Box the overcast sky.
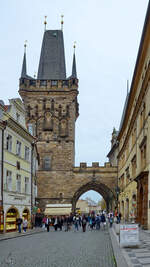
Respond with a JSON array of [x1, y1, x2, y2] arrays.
[[0, 1, 148, 201]]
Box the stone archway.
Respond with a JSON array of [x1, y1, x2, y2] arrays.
[[72, 181, 115, 213]]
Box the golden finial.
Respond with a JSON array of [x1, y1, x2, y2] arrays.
[[34, 72, 37, 78], [61, 15, 64, 31], [44, 16, 47, 31], [73, 41, 76, 53], [24, 40, 27, 53]]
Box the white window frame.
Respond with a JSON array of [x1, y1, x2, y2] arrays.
[[16, 113, 20, 123], [16, 140, 21, 156], [6, 134, 12, 152], [6, 170, 12, 191], [25, 146, 30, 161], [28, 123, 35, 136], [25, 177, 29, 194], [16, 174, 21, 193]]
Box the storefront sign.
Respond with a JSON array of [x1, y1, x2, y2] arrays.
[[120, 224, 140, 247]]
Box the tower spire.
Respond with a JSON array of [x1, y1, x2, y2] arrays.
[[71, 42, 77, 78], [21, 40, 27, 78]]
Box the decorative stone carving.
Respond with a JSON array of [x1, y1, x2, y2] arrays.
[[59, 119, 68, 137], [43, 112, 53, 131]]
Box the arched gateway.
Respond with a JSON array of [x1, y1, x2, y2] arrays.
[[19, 28, 117, 213]]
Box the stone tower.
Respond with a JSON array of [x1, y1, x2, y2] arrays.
[[19, 29, 79, 210]]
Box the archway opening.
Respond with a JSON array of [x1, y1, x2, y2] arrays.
[[6, 208, 19, 232], [76, 190, 106, 215], [72, 181, 116, 214]]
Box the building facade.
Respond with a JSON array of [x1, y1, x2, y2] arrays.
[[116, 2, 150, 229], [0, 98, 38, 232]]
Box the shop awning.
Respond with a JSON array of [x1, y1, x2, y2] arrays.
[[44, 204, 72, 216]]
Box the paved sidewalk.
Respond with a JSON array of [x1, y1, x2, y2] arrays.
[[0, 227, 45, 241], [110, 224, 150, 267]]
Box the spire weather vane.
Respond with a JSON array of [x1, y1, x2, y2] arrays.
[[73, 41, 76, 53], [24, 40, 27, 53], [61, 15, 64, 31], [44, 16, 47, 31]]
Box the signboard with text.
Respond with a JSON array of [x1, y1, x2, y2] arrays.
[[120, 224, 140, 247]]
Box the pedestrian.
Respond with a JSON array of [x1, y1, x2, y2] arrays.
[[82, 216, 87, 232], [89, 216, 93, 230], [109, 214, 113, 228], [42, 216, 47, 229], [23, 217, 28, 232], [96, 214, 100, 230], [46, 216, 50, 232], [16, 217, 23, 233], [101, 213, 106, 230], [73, 215, 79, 231], [54, 217, 58, 231], [118, 212, 122, 223]]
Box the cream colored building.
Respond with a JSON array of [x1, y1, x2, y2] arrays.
[[116, 2, 150, 229], [76, 199, 89, 214], [0, 98, 38, 232]]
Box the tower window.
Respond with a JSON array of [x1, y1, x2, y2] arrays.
[[43, 156, 51, 170]]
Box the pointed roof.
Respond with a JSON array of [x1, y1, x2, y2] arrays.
[[21, 52, 27, 78], [37, 30, 66, 80], [20, 51, 34, 80], [119, 92, 130, 131], [71, 53, 77, 78]]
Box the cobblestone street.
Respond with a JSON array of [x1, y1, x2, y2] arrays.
[[0, 227, 116, 267]]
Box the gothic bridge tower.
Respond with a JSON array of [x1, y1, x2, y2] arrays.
[[19, 28, 117, 212]]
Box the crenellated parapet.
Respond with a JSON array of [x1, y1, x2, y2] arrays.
[[19, 77, 78, 91], [74, 162, 116, 172]]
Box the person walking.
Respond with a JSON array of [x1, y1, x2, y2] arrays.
[[23, 217, 28, 232], [109, 214, 113, 228], [73, 215, 79, 231], [16, 217, 23, 233], [101, 213, 106, 230], [54, 217, 58, 231], [82, 216, 87, 232], [46, 216, 50, 232]]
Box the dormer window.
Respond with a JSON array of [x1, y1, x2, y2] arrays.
[[27, 123, 36, 136], [16, 113, 20, 123]]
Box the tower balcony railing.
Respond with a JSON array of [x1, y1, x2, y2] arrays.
[[19, 78, 78, 89]]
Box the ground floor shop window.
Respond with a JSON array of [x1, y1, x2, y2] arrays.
[[6, 208, 19, 232]]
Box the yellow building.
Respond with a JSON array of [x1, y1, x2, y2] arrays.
[[117, 2, 150, 229], [0, 98, 38, 232]]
